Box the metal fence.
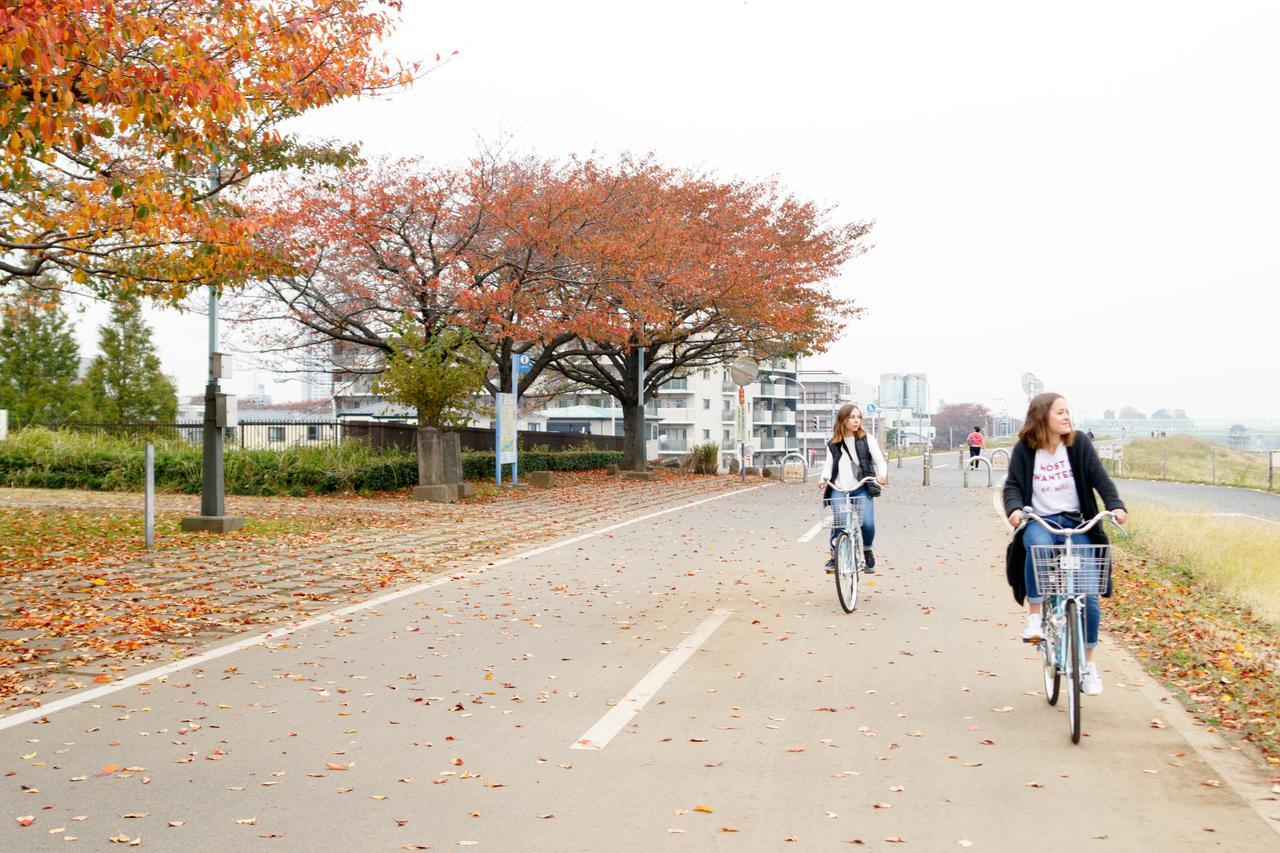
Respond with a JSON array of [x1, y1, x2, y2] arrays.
[[30, 421, 625, 454]]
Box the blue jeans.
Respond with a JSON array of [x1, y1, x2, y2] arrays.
[[1024, 513, 1101, 648], [827, 488, 875, 553]]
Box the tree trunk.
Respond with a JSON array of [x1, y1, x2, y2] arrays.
[[623, 400, 646, 472]]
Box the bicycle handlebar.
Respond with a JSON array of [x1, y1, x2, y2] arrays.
[[820, 475, 884, 491], [1017, 508, 1118, 535]]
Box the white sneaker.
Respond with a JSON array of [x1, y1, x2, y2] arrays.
[[1082, 663, 1103, 696], [1019, 613, 1043, 642]]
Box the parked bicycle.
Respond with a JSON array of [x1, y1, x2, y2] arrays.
[[1018, 508, 1122, 743], [823, 476, 883, 613]]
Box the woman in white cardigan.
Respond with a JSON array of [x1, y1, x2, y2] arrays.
[[817, 403, 888, 572]]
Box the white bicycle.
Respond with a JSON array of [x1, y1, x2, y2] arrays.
[[822, 477, 882, 613]]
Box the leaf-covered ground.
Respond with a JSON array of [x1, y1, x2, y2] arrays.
[[0, 471, 744, 708], [1109, 547, 1280, 765]]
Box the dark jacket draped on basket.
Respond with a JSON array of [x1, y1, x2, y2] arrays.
[[1002, 433, 1127, 605]]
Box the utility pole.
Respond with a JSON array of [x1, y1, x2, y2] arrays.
[[181, 160, 245, 533]]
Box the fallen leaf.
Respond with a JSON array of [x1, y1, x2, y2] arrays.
[[693, 805, 714, 814], [16, 815, 35, 827]]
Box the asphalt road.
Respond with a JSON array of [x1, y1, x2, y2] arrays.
[[2, 475, 1276, 851]]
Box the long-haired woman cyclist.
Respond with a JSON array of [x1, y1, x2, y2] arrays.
[[1003, 393, 1127, 695], [818, 403, 888, 572]]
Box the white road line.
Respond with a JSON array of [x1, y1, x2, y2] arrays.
[[797, 521, 824, 542], [572, 608, 732, 751], [0, 485, 765, 732]]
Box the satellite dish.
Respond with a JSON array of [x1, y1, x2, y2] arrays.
[[1020, 372, 1043, 397], [730, 356, 759, 387]]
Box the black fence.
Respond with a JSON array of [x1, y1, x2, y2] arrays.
[[26, 421, 625, 454], [341, 422, 624, 453]]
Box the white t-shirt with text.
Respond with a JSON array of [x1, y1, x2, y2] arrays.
[[1031, 443, 1080, 516]]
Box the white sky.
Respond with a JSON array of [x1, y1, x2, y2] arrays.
[[71, 0, 1280, 419]]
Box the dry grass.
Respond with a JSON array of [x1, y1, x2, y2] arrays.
[[1119, 498, 1280, 625], [1118, 435, 1274, 490]]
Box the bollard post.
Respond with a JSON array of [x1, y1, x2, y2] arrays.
[[1162, 445, 1168, 480], [1211, 448, 1216, 485], [144, 443, 155, 550], [922, 448, 930, 486], [897, 445, 902, 468]]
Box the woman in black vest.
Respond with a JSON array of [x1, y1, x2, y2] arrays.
[[1003, 393, 1127, 696], [818, 403, 888, 572]]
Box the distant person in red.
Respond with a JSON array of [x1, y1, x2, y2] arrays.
[[966, 425, 985, 469]]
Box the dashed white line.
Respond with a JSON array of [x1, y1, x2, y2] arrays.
[[0, 485, 765, 732], [797, 521, 824, 542], [572, 608, 732, 750]]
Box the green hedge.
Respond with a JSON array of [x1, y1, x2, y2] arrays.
[[0, 428, 621, 495], [462, 449, 623, 479]]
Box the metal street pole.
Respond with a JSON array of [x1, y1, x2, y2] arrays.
[[182, 160, 243, 533]]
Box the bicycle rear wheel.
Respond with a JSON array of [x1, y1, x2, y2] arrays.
[[1065, 598, 1083, 743], [1041, 614, 1060, 706], [835, 532, 858, 613]]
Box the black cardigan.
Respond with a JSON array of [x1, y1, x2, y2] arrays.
[[1002, 433, 1126, 605]]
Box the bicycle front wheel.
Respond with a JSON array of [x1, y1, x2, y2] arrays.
[[1065, 598, 1083, 743], [835, 532, 858, 613]]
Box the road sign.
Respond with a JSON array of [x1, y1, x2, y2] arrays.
[[865, 402, 877, 414], [514, 353, 533, 375], [496, 393, 517, 464]]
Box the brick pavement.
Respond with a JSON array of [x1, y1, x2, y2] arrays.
[[0, 472, 759, 710]]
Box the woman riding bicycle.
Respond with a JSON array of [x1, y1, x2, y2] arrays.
[[1003, 393, 1127, 695], [818, 403, 887, 572]]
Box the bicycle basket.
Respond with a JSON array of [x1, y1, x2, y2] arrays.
[[823, 494, 866, 531], [1029, 544, 1111, 595]]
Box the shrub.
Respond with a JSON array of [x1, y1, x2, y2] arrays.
[[681, 442, 720, 474], [0, 427, 621, 495]]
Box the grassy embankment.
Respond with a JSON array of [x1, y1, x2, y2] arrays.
[[1115, 434, 1274, 490], [1109, 497, 1279, 764]]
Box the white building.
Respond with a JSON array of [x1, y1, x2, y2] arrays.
[[879, 373, 929, 414]]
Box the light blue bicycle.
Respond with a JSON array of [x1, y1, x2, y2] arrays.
[[1019, 509, 1119, 744]]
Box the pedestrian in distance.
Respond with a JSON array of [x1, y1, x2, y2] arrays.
[[818, 404, 888, 572], [965, 425, 985, 469], [1003, 393, 1127, 696]]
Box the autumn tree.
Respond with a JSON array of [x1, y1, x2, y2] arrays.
[[0, 0, 418, 301], [931, 402, 992, 449], [543, 159, 871, 470], [0, 289, 86, 424], [233, 154, 610, 398], [82, 297, 177, 421]]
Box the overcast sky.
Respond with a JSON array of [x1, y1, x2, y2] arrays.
[[72, 0, 1280, 420]]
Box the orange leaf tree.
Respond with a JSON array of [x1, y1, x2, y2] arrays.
[[0, 0, 415, 300], [233, 154, 615, 403], [544, 157, 871, 469]]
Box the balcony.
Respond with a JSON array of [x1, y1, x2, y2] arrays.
[[656, 406, 694, 423], [756, 382, 780, 397], [659, 377, 690, 392], [752, 408, 771, 423], [721, 379, 736, 392], [772, 410, 796, 425], [658, 439, 688, 453]]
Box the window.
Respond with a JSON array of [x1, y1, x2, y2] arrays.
[[703, 429, 711, 440], [306, 424, 320, 441], [268, 426, 285, 443], [723, 430, 731, 442], [703, 398, 710, 409]]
